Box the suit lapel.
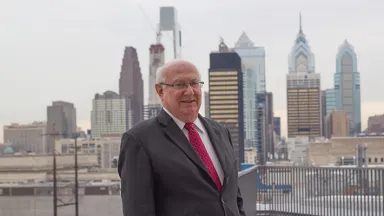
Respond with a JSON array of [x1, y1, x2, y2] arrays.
[[158, 110, 208, 175]]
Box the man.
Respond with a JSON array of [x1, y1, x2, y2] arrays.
[[118, 59, 246, 216]]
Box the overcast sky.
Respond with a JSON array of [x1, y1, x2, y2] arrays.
[[1, 0, 384, 142]]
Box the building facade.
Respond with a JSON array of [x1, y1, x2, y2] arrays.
[[334, 40, 361, 135], [265, 92, 274, 158], [91, 91, 127, 138], [209, 39, 244, 169], [234, 32, 266, 148], [287, 73, 322, 138], [320, 90, 327, 136], [324, 110, 349, 139], [367, 114, 384, 133], [119, 46, 144, 127], [273, 117, 281, 139], [145, 104, 163, 120], [3, 122, 47, 153]]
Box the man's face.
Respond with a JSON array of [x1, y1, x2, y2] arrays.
[[155, 62, 202, 123]]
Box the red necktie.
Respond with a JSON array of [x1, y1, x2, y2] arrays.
[[184, 123, 222, 191]]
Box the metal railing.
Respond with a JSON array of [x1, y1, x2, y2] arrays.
[[255, 166, 384, 216]]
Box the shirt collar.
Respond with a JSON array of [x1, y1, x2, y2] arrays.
[[162, 107, 204, 133]]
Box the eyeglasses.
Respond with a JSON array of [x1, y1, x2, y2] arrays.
[[160, 80, 204, 90]]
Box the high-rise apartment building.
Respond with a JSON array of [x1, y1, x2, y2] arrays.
[[234, 32, 266, 148], [334, 40, 361, 135], [209, 39, 244, 170], [46, 101, 77, 153], [91, 91, 127, 137], [119, 46, 144, 127], [3, 122, 47, 153], [286, 14, 322, 138]]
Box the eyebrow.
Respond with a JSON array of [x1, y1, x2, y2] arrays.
[[174, 78, 199, 82]]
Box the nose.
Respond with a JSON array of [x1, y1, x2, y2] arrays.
[[184, 84, 194, 95]]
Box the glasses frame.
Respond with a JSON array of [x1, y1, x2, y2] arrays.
[[160, 80, 204, 90]]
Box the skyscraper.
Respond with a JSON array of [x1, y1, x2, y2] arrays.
[[234, 32, 266, 148], [286, 14, 322, 138], [334, 40, 361, 135], [209, 39, 244, 170], [119, 46, 144, 127], [91, 91, 127, 137], [46, 101, 77, 153]]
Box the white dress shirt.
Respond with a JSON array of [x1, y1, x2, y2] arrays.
[[163, 108, 224, 184]]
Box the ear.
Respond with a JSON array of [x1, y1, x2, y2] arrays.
[[155, 84, 164, 99]]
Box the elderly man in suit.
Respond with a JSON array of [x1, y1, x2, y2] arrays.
[[118, 59, 246, 216]]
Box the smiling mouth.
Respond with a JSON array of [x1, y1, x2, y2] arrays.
[[181, 100, 195, 103]]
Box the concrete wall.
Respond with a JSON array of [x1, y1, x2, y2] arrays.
[[0, 154, 98, 170], [0, 195, 122, 216]]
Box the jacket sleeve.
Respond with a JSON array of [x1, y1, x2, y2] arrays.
[[226, 128, 246, 216], [118, 132, 156, 216]]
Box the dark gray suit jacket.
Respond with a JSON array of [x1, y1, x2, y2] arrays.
[[118, 109, 246, 216]]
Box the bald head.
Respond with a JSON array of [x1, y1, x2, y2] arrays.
[[154, 59, 202, 123], [156, 59, 201, 84]]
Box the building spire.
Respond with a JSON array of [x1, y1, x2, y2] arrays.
[[299, 12, 303, 33], [219, 37, 229, 52]]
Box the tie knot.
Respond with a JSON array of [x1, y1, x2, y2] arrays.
[[184, 123, 195, 130]]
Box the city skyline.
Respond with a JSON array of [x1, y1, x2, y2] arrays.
[[1, 0, 384, 141]]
